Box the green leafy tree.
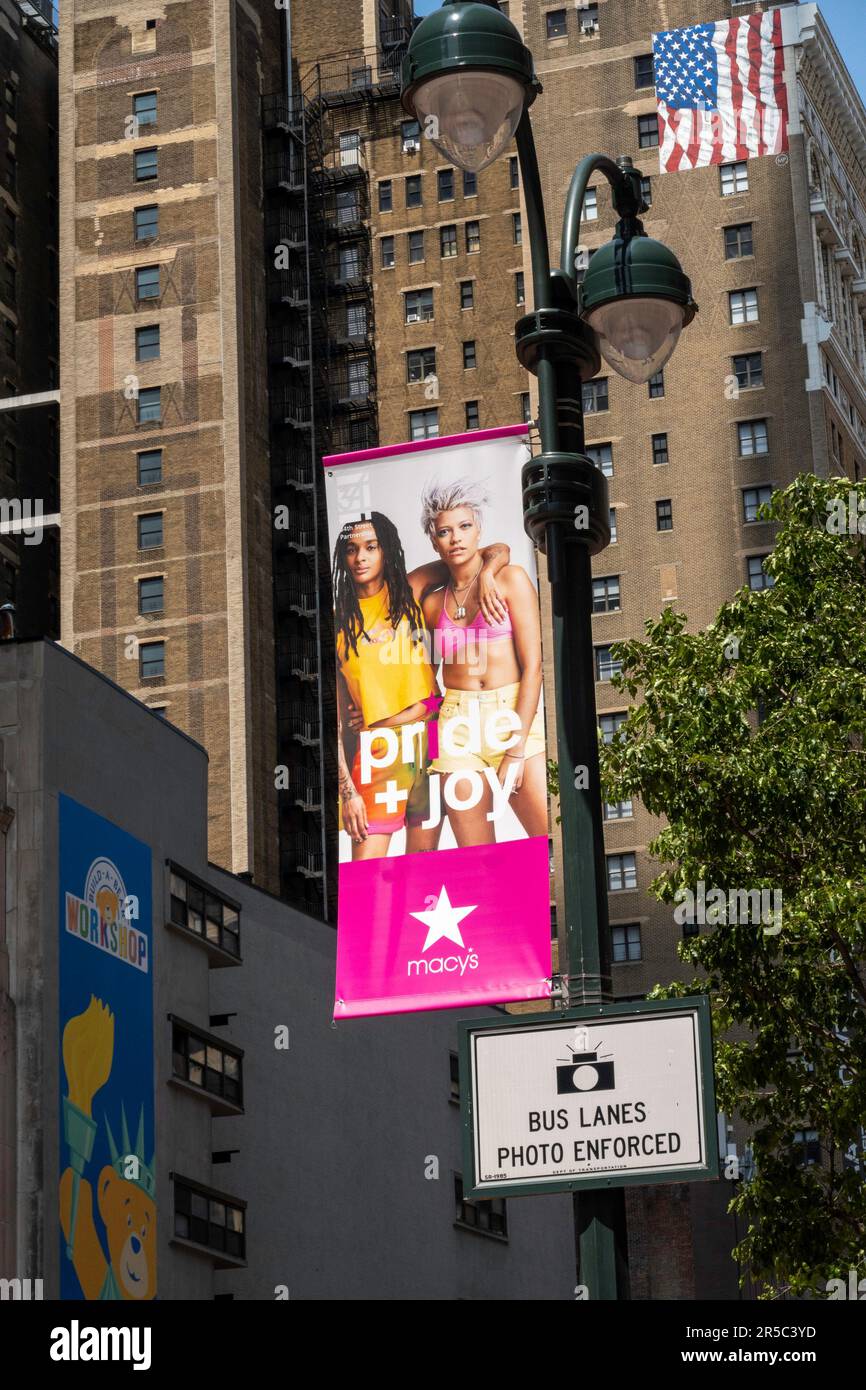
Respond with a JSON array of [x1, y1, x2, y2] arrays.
[[600, 473, 866, 1297]]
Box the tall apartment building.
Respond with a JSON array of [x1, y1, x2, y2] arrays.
[[0, 0, 59, 640]]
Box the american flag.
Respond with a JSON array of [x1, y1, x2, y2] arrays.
[[653, 9, 789, 174]]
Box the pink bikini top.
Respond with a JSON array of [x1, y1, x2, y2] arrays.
[[436, 599, 513, 660]]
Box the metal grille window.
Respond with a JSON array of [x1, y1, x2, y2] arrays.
[[378, 179, 392, 212], [381, 236, 395, 268], [463, 340, 477, 369], [648, 370, 664, 398], [169, 865, 241, 956], [738, 419, 769, 456], [136, 265, 160, 300], [139, 640, 164, 679], [724, 222, 753, 258], [134, 205, 158, 241], [440, 224, 457, 258], [438, 167, 454, 201], [743, 485, 773, 522], [465, 400, 480, 430], [515, 271, 525, 304], [582, 378, 609, 413], [347, 302, 367, 338], [338, 245, 362, 280], [405, 288, 434, 322], [747, 554, 774, 590], [133, 91, 158, 127], [509, 156, 519, 189], [546, 9, 567, 39], [138, 576, 164, 614], [172, 1022, 242, 1106], [347, 358, 369, 398], [733, 352, 763, 388], [638, 114, 659, 148], [463, 170, 477, 196], [406, 174, 422, 207], [336, 189, 360, 227], [607, 853, 637, 892], [134, 147, 158, 181], [595, 644, 622, 681], [460, 280, 474, 310], [634, 54, 654, 87], [466, 220, 481, 252], [407, 348, 436, 384], [512, 212, 522, 244], [137, 450, 162, 485], [454, 1174, 507, 1238], [592, 575, 620, 612], [138, 512, 163, 549], [409, 408, 439, 440], [612, 923, 642, 960], [137, 387, 161, 424], [339, 130, 361, 167], [730, 288, 759, 324], [586, 443, 613, 477], [609, 507, 617, 542], [408, 230, 425, 263], [652, 432, 669, 465], [721, 161, 749, 195], [136, 325, 160, 362], [605, 799, 633, 821], [174, 1179, 245, 1259], [656, 498, 673, 531], [600, 711, 627, 743]]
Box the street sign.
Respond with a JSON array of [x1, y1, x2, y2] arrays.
[[459, 996, 719, 1198]]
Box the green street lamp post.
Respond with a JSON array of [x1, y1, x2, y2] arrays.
[[402, 0, 697, 1300]]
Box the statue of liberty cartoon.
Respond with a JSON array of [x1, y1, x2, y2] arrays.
[[59, 996, 157, 1300]]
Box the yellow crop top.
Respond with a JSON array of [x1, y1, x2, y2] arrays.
[[337, 586, 435, 727]]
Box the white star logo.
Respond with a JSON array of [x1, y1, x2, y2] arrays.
[[411, 886, 477, 952]]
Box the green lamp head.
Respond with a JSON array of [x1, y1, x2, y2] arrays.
[[401, 1, 538, 172], [580, 234, 697, 384]]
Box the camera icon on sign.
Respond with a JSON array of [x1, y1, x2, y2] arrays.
[[556, 1029, 615, 1093]]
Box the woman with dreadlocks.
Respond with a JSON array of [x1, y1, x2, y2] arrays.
[[334, 511, 509, 860]]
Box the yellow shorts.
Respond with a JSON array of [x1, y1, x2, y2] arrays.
[[432, 683, 545, 775]]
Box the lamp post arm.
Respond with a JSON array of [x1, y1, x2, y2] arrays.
[[515, 110, 553, 310], [559, 153, 627, 294]]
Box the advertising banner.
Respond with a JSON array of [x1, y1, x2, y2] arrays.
[[323, 426, 552, 1017], [58, 795, 156, 1301]]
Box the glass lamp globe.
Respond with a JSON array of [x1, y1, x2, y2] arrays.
[[411, 70, 526, 173], [585, 297, 686, 384]]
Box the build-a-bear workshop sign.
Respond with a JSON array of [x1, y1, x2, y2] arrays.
[[459, 999, 719, 1199]]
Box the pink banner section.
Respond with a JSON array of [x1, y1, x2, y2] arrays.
[[334, 837, 553, 1018]]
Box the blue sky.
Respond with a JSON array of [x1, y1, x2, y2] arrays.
[[412, 2, 866, 104]]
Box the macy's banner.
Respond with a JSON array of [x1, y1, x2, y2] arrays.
[[323, 426, 552, 1017]]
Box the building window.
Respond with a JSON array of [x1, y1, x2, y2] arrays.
[[347, 302, 367, 338], [438, 168, 454, 201], [407, 347, 436, 384], [405, 288, 434, 322], [409, 408, 439, 440], [440, 224, 457, 258], [609, 507, 617, 543], [172, 1022, 242, 1106], [136, 265, 160, 301], [463, 340, 477, 370], [139, 640, 165, 679], [515, 272, 525, 305], [724, 222, 753, 258], [581, 187, 598, 222], [466, 220, 481, 253], [640, 175, 653, 207], [600, 711, 627, 743], [3, 319, 15, 359], [638, 114, 659, 149], [733, 352, 763, 389], [792, 1130, 821, 1166], [607, 852, 637, 892], [578, 3, 599, 33], [652, 432, 669, 466], [405, 174, 422, 208], [520, 391, 531, 423], [747, 554, 774, 590], [634, 54, 654, 88], [648, 370, 664, 398], [595, 644, 622, 681], [133, 91, 158, 127], [743, 485, 773, 523], [137, 387, 161, 424], [512, 212, 522, 244], [401, 119, 421, 152], [721, 161, 749, 196], [465, 400, 480, 430], [454, 1174, 507, 1239], [605, 799, 633, 821], [509, 156, 519, 189], [378, 180, 392, 212], [138, 449, 163, 485], [134, 147, 158, 182], [449, 1052, 460, 1103], [381, 235, 395, 268], [583, 378, 608, 413], [729, 288, 759, 325], [136, 325, 160, 362], [460, 280, 474, 310], [138, 512, 163, 549], [656, 498, 673, 531], [407, 230, 425, 264], [738, 419, 769, 456], [546, 9, 567, 39], [463, 170, 477, 197], [4, 82, 16, 117], [339, 131, 361, 167], [134, 205, 159, 242], [169, 866, 241, 956], [587, 442, 613, 477], [173, 1179, 245, 1260], [612, 923, 642, 961], [138, 575, 164, 614], [592, 575, 620, 613]]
